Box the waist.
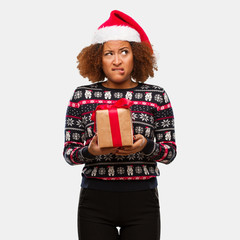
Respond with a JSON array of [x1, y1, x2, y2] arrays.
[[81, 173, 158, 191], [82, 162, 160, 180]]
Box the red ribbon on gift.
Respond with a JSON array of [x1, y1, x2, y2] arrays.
[[91, 98, 133, 147]]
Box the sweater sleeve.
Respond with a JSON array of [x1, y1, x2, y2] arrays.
[[63, 89, 95, 165], [142, 89, 177, 164]]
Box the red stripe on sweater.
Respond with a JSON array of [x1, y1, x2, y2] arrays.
[[159, 144, 169, 161], [69, 100, 172, 111], [155, 116, 174, 121], [160, 141, 176, 145], [70, 147, 80, 164], [161, 141, 176, 150], [64, 141, 84, 146], [82, 111, 93, 116], [66, 115, 82, 119], [85, 176, 157, 180], [131, 110, 154, 115]]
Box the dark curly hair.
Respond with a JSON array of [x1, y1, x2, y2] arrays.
[[76, 41, 158, 83]]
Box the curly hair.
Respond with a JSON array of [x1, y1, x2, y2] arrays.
[[76, 41, 158, 83]]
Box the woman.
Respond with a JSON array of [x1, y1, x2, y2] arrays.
[[63, 10, 177, 240]]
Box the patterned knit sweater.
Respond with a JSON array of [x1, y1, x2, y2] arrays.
[[63, 82, 177, 180]]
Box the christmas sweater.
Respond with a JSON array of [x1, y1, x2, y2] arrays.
[[63, 82, 177, 180]]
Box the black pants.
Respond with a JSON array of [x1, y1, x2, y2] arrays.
[[78, 188, 160, 240]]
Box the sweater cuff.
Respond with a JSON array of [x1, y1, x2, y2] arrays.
[[142, 138, 155, 155], [82, 146, 96, 159]]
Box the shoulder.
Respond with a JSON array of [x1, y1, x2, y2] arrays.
[[138, 83, 165, 92], [70, 82, 103, 101], [75, 82, 101, 91], [135, 83, 172, 105]]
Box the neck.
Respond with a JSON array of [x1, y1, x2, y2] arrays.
[[102, 80, 138, 89]]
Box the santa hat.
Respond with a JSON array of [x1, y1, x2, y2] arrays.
[[92, 10, 153, 53]]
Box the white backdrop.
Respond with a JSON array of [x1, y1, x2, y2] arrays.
[[1, 0, 239, 239]]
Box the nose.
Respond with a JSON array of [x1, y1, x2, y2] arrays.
[[113, 54, 122, 65]]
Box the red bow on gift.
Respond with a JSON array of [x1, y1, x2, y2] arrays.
[[91, 98, 133, 123], [91, 98, 133, 147]]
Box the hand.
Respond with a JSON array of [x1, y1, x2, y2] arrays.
[[115, 134, 147, 155], [88, 133, 119, 156]]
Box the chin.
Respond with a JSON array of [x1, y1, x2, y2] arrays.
[[109, 78, 129, 83], [114, 80, 126, 84]]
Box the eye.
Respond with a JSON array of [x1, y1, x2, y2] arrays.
[[104, 52, 113, 56], [121, 50, 128, 55]]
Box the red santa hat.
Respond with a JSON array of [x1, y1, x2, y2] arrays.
[[92, 10, 153, 53]]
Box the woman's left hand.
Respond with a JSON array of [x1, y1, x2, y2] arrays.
[[115, 134, 147, 155]]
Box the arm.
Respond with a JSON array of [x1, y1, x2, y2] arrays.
[[115, 89, 177, 164], [63, 89, 95, 165], [63, 88, 120, 165], [143, 89, 177, 164]]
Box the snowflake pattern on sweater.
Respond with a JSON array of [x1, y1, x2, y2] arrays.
[[63, 82, 177, 180]]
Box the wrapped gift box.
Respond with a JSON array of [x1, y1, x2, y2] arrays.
[[96, 108, 133, 148]]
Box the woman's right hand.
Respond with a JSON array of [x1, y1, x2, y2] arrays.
[[88, 134, 119, 156]]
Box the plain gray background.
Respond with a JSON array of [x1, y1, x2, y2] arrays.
[[1, 0, 239, 239]]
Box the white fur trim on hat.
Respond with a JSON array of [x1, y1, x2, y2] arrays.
[[92, 26, 141, 44]]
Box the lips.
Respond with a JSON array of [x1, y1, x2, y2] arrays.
[[112, 68, 125, 74]]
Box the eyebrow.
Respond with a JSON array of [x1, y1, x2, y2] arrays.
[[103, 46, 129, 52], [119, 47, 129, 50]]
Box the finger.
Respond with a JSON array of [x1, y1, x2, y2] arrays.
[[133, 136, 146, 147], [121, 141, 142, 151], [132, 140, 143, 148], [109, 148, 118, 153], [140, 137, 146, 147], [119, 146, 132, 151], [91, 134, 97, 143], [103, 146, 118, 151], [102, 147, 118, 154], [133, 134, 143, 140]]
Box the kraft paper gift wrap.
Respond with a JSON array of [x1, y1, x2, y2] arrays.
[[91, 98, 133, 148]]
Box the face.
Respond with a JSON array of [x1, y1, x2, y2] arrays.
[[102, 40, 134, 85]]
